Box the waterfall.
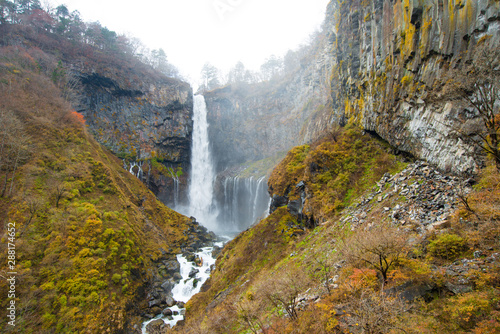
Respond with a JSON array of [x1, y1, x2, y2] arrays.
[[168, 167, 180, 209], [182, 95, 270, 234], [141, 245, 220, 333], [125, 161, 144, 179], [216, 175, 270, 232], [186, 95, 219, 231]]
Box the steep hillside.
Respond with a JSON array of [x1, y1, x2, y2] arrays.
[[1, 19, 193, 208], [173, 126, 500, 334], [0, 44, 213, 333]]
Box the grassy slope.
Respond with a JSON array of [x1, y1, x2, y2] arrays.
[[176, 126, 500, 334], [0, 47, 196, 333]]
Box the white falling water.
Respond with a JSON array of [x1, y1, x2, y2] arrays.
[[187, 95, 218, 231], [218, 175, 270, 232], [171, 247, 217, 302], [168, 167, 180, 209], [126, 161, 144, 179], [141, 246, 220, 333]]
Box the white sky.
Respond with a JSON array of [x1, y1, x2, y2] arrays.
[[44, 0, 330, 84]]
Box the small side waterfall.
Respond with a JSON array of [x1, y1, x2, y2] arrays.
[[167, 167, 181, 209], [125, 161, 144, 179], [217, 175, 270, 232]]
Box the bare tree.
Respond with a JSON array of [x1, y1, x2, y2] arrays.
[[235, 296, 269, 334], [311, 247, 339, 295], [345, 224, 407, 290], [341, 289, 409, 334], [259, 271, 309, 321], [19, 195, 43, 236], [52, 183, 67, 208], [446, 43, 500, 170], [0, 110, 31, 197]]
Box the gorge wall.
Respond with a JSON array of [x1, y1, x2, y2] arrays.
[[203, 32, 335, 174], [331, 0, 499, 174], [204, 0, 500, 175], [73, 64, 193, 206]]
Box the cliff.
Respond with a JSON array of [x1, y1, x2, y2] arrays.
[[204, 0, 500, 175], [74, 67, 193, 207], [76, 70, 193, 166], [0, 43, 214, 333], [330, 0, 500, 174], [204, 31, 335, 173]]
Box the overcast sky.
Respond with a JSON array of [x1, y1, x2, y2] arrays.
[[44, 0, 330, 84]]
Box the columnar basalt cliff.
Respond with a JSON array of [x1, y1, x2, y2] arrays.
[[76, 72, 193, 164], [330, 0, 500, 174]]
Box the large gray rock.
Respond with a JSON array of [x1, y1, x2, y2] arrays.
[[146, 319, 166, 333]]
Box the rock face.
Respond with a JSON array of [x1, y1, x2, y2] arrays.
[[204, 0, 500, 175], [329, 0, 500, 173], [204, 35, 335, 173], [73, 66, 193, 205], [76, 72, 193, 163]]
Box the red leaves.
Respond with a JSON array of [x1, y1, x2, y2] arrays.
[[71, 110, 86, 125]]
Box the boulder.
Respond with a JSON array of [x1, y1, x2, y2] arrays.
[[165, 295, 175, 307], [211, 246, 222, 258], [385, 281, 436, 302], [148, 299, 161, 308], [270, 195, 288, 213], [161, 280, 174, 292], [146, 319, 166, 333], [149, 306, 162, 315], [287, 199, 303, 217], [189, 268, 199, 278], [162, 259, 180, 275]]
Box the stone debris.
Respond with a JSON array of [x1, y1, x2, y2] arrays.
[[341, 161, 471, 233]]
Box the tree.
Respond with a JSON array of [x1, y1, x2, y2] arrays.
[[0, 0, 17, 24], [19, 195, 42, 236], [284, 50, 300, 74], [236, 297, 269, 334], [345, 224, 407, 289], [446, 43, 500, 170], [0, 110, 31, 197], [200, 62, 221, 91], [340, 289, 409, 334], [311, 247, 339, 295], [260, 55, 284, 81], [52, 183, 67, 208], [227, 61, 247, 84], [259, 271, 309, 321]]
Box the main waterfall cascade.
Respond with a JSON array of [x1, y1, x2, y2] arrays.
[[142, 96, 271, 333], [184, 95, 270, 234], [185, 95, 219, 231]]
